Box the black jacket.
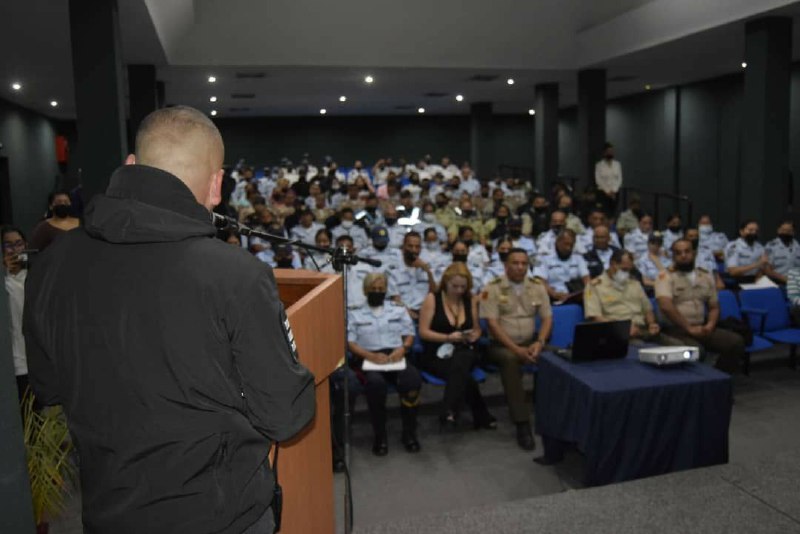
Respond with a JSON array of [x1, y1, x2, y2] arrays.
[[583, 245, 620, 278], [24, 165, 316, 534]]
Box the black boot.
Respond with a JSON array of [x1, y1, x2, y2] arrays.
[[400, 405, 421, 453], [372, 431, 388, 456], [516, 422, 535, 451]]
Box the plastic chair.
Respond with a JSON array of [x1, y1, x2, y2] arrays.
[[738, 287, 800, 369], [549, 304, 584, 348], [717, 289, 774, 375]]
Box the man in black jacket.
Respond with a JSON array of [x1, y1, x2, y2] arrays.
[[24, 106, 315, 534]]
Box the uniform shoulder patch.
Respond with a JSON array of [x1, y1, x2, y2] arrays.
[[480, 290, 489, 300], [528, 277, 542, 284], [280, 307, 299, 363], [590, 277, 602, 285], [667, 266, 676, 273], [490, 277, 503, 285], [697, 267, 709, 273]]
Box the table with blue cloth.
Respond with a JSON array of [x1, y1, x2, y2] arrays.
[[534, 346, 732, 486]]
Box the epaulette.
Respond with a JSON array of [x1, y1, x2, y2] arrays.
[[490, 277, 503, 285], [697, 267, 709, 273], [590, 277, 602, 285], [668, 266, 676, 272], [528, 277, 542, 284]]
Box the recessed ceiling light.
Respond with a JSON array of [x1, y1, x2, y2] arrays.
[[645, 84, 652, 90], [320, 108, 327, 115], [50, 100, 58, 107], [11, 82, 22, 91], [506, 78, 515, 85], [339, 96, 347, 102], [208, 76, 217, 83], [741, 62, 747, 69], [455, 94, 464, 102], [364, 75, 374, 84], [528, 109, 536, 116], [210, 110, 217, 116], [209, 96, 217, 102], [418, 107, 425, 114]]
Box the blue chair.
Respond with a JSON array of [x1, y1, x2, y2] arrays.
[[717, 289, 774, 375], [738, 288, 800, 369], [549, 304, 584, 348]]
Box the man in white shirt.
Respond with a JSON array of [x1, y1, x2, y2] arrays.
[[347, 160, 370, 184], [289, 207, 324, 245], [2, 226, 29, 400], [595, 142, 622, 216], [459, 163, 480, 196]]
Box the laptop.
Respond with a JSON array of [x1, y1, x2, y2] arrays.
[[554, 320, 631, 362]]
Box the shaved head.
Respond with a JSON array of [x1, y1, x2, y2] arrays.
[[130, 106, 225, 210]]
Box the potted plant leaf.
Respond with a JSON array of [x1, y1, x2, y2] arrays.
[[21, 389, 76, 534]]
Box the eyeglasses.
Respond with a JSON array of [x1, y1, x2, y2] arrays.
[[2, 240, 25, 251]]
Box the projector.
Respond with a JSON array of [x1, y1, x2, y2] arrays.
[[638, 346, 700, 366]]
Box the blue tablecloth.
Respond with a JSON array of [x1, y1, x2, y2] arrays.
[[535, 347, 732, 486]]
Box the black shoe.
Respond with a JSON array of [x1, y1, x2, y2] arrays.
[[372, 436, 388, 456], [333, 458, 346, 473], [439, 412, 458, 432], [401, 431, 421, 453], [516, 422, 536, 451], [473, 412, 498, 430]]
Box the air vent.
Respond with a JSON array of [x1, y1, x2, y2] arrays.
[[228, 107, 251, 112], [235, 72, 266, 79], [468, 74, 499, 82], [609, 75, 637, 82], [394, 105, 415, 110], [231, 93, 256, 99], [423, 92, 449, 98]]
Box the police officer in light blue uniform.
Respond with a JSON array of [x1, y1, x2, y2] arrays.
[[360, 225, 404, 275], [506, 217, 536, 262], [420, 228, 450, 275], [635, 232, 672, 283], [289, 207, 325, 245], [484, 238, 514, 286], [765, 220, 800, 283], [331, 207, 370, 251], [623, 212, 653, 260], [697, 214, 729, 260], [381, 205, 408, 248], [662, 213, 684, 255], [348, 272, 422, 456], [725, 220, 767, 282], [335, 235, 398, 309], [533, 229, 590, 300], [390, 231, 437, 318]]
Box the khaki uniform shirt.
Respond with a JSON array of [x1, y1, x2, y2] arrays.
[[479, 276, 552, 345], [584, 272, 652, 327], [654, 267, 717, 326]]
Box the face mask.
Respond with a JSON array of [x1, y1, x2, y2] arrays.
[[453, 253, 468, 263], [699, 224, 713, 235], [510, 229, 522, 239], [779, 234, 794, 246], [462, 210, 475, 218], [425, 241, 439, 251], [276, 258, 294, 268], [744, 234, 758, 245], [341, 220, 354, 229], [556, 249, 572, 261], [498, 251, 510, 263], [605, 154, 614, 161], [612, 270, 629, 285], [668, 225, 682, 233], [559, 207, 571, 215], [534, 207, 547, 214], [551, 225, 564, 233], [367, 291, 386, 307], [403, 251, 418, 263], [385, 217, 397, 226], [463, 239, 474, 248], [53, 204, 70, 218], [373, 242, 388, 251], [436, 201, 448, 209], [423, 213, 436, 223], [676, 262, 694, 272], [497, 216, 508, 224], [366, 207, 377, 214]]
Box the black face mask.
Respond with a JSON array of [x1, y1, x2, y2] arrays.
[[366, 207, 377, 214], [668, 225, 682, 233], [559, 207, 571, 215], [276, 258, 294, 268], [453, 253, 468, 263], [534, 207, 548, 214], [510, 229, 522, 239], [436, 201, 448, 209], [373, 242, 387, 251], [53, 204, 70, 218], [403, 251, 418, 263], [556, 249, 572, 261], [385, 217, 397, 226], [676, 262, 694, 272], [779, 234, 794, 246], [632, 208, 643, 218], [462, 210, 475, 218], [498, 252, 510, 263], [463, 239, 474, 248], [367, 291, 386, 307], [550, 225, 564, 233], [744, 234, 758, 245], [690, 239, 699, 250]]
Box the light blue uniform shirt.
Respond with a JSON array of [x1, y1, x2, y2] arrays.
[[347, 303, 415, 350], [765, 238, 800, 276], [578, 228, 621, 251], [636, 254, 672, 281], [289, 222, 325, 245], [533, 254, 589, 293], [725, 238, 765, 276], [623, 228, 650, 260], [359, 245, 404, 275], [331, 224, 370, 251], [390, 264, 432, 310], [699, 228, 728, 255]]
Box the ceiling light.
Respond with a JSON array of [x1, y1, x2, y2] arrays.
[[11, 82, 22, 91], [208, 76, 217, 83], [210, 110, 217, 116], [339, 96, 347, 102], [741, 62, 747, 69], [50, 100, 58, 107], [209, 96, 217, 102], [528, 109, 535, 116], [364, 75, 374, 84], [455, 94, 464, 102], [645, 84, 652, 90], [418, 107, 425, 114], [506, 78, 515, 85], [320, 108, 327, 115]]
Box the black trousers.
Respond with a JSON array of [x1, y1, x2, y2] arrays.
[[16, 374, 29, 402], [362, 362, 422, 437], [420, 347, 488, 420], [330, 366, 363, 461]]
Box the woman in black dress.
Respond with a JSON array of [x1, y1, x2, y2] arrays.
[[418, 262, 496, 429]]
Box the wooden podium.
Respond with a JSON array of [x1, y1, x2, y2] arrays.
[[273, 270, 343, 534]]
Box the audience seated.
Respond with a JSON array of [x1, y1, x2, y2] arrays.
[[724, 220, 767, 284], [583, 224, 619, 278], [764, 220, 800, 284], [623, 212, 653, 260], [635, 232, 671, 293], [533, 229, 590, 303], [697, 214, 728, 261]]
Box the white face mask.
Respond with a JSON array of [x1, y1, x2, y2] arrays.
[[612, 270, 630, 286], [341, 220, 354, 229], [699, 224, 713, 235], [422, 213, 436, 223], [425, 241, 439, 251]]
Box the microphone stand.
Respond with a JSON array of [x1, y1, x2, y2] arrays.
[[213, 214, 373, 534]]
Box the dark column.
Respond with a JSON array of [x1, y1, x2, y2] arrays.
[[470, 102, 494, 181], [0, 288, 35, 533], [534, 83, 559, 192], [156, 81, 166, 109], [577, 69, 606, 188], [740, 17, 793, 231], [69, 0, 127, 203], [128, 65, 158, 145]]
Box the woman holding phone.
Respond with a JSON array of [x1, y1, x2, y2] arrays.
[[418, 262, 496, 430]]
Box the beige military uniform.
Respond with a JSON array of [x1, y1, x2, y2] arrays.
[[448, 217, 489, 242], [479, 275, 551, 424], [654, 267, 717, 326], [584, 272, 652, 326]]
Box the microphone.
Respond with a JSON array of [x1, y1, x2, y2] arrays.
[[212, 212, 239, 230]]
